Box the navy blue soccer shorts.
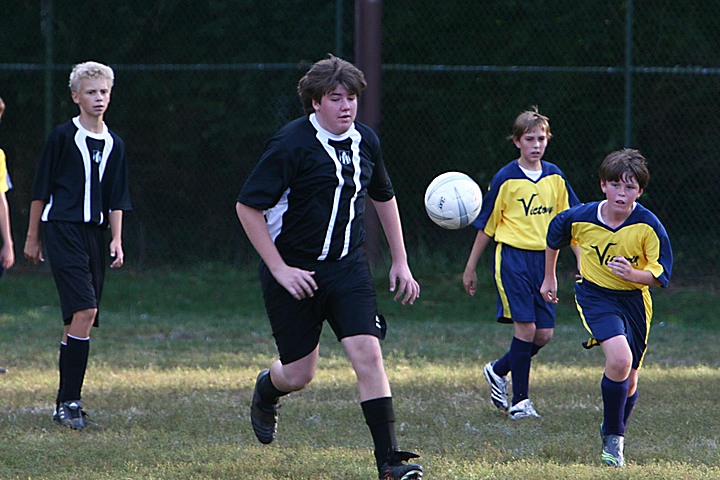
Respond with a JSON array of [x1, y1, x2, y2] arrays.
[[45, 221, 106, 326], [492, 243, 555, 328], [259, 247, 384, 365], [574, 279, 652, 369]]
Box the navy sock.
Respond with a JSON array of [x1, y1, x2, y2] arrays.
[[601, 374, 629, 436], [361, 397, 397, 471], [509, 337, 533, 405], [493, 343, 541, 378], [257, 370, 289, 404], [59, 336, 90, 403], [493, 351, 511, 377], [624, 389, 639, 425]]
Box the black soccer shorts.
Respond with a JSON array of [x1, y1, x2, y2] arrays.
[[259, 247, 384, 364], [45, 221, 105, 326]]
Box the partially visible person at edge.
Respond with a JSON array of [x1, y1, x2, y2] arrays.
[[0, 95, 16, 375]]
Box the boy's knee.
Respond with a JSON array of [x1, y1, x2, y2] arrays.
[[69, 308, 97, 335], [73, 308, 97, 323], [283, 372, 314, 391], [533, 329, 553, 346], [606, 357, 632, 379]]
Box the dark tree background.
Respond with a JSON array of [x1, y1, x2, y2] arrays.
[[0, 1, 717, 283]]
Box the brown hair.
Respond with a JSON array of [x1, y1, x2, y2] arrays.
[[510, 106, 552, 141], [297, 55, 367, 115], [599, 148, 650, 190]]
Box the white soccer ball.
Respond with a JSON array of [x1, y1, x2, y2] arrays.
[[424, 171, 483, 230]]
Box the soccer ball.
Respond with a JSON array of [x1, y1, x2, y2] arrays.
[[424, 171, 483, 230]]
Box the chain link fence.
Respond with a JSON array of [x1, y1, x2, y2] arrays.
[[0, 1, 717, 284]]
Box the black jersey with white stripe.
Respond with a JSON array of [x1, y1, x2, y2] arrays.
[[237, 114, 394, 265], [31, 117, 132, 228]]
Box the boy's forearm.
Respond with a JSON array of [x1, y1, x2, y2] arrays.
[[465, 230, 491, 271], [372, 197, 409, 265], [544, 247, 560, 280], [108, 210, 124, 242], [0, 194, 12, 246], [25, 200, 45, 239]]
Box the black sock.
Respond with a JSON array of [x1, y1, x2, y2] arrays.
[[361, 397, 397, 471], [56, 343, 66, 408], [257, 370, 288, 404], [59, 336, 90, 403]]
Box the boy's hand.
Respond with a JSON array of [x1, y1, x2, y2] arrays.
[[607, 256, 633, 281], [274, 264, 317, 300], [463, 269, 477, 296], [23, 237, 44, 264], [109, 240, 124, 268], [1, 243, 14, 270], [540, 277, 558, 304], [389, 263, 420, 305]]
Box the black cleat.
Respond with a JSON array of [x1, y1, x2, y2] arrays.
[[56, 400, 85, 430], [250, 369, 279, 444], [378, 450, 423, 479]]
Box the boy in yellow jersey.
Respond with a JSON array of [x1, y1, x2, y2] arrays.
[[0, 96, 14, 278], [0, 96, 15, 375], [463, 107, 579, 419], [541, 148, 672, 466]]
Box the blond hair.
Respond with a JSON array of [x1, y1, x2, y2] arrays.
[[68, 61, 115, 92]]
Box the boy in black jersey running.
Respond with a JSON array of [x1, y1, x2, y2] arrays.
[[24, 61, 131, 430], [237, 55, 423, 480]]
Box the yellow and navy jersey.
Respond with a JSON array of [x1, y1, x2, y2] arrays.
[[237, 114, 394, 265], [0, 149, 10, 193], [547, 201, 673, 291], [471, 160, 579, 251]]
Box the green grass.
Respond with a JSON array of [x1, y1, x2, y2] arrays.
[[1, 261, 718, 479]]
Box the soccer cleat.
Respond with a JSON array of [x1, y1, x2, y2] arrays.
[[601, 433, 625, 467], [54, 406, 98, 428], [250, 369, 279, 444], [378, 450, 423, 480], [508, 398, 540, 420], [56, 400, 85, 430], [483, 361, 509, 411]]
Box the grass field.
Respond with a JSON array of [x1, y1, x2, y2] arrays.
[[1, 260, 718, 479]]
